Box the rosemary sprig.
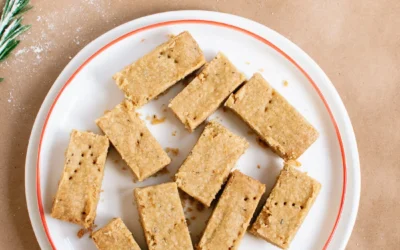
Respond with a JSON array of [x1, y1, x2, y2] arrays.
[[0, 0, 31, 63]]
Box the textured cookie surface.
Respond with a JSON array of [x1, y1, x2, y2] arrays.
[[225, 73, 319, 159], [114, 31, 206, 107], [96, 100, 171, 181], [51, 130, 109, 228], [169, 52, 245, 131], [250, 163, 321, 249], [197, 171, 265, 250], [134, 183, 193, 250], [92, 218, 141, 250], [175, 121, 249, 206]]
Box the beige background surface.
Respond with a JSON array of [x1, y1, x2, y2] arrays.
[[0, 0, 399, 249]]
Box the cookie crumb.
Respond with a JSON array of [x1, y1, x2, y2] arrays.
[[148, 115, 166, 125], [141, 38, 145, 42], [256, 137, 269, 149], [283, 80, 289, 87], [257, 165, 261, 169], [166, 147, 179, 156], [78, 225, 97, 238], [77, 228, 86, 238], [172, 131, 177, 136], [258, 68, 264, 72], [245, 61, 250, 65]]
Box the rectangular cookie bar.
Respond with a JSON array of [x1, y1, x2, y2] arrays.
[[197, 171, 265, 250], [114, 31, 206, 107], [169, 52, 246, 131], [134, 183, 193, 250], [225, 73, 319, 160], [51, 130, 109, 228], [92, 218, 141, 250], [175, 121, 249, 207], [250, 163, 321, 249], [96, 100, 171, 181]]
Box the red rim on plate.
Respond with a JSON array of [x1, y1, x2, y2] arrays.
[[36, 20, 347, 250]]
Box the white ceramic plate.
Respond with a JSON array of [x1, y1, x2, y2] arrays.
[[25, 10, 360, 250]]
